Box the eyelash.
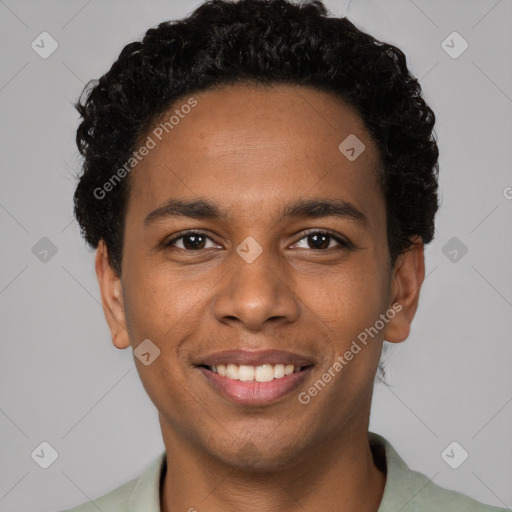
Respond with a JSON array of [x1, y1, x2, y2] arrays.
[[163, 229, 353, 252]]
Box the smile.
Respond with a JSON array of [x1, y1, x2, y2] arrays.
[[203, 363, 304, 382], [198, 364, 314, 405]]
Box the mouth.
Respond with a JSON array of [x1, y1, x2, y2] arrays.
[[195, 350, 315, 405], [199, 363, 310, 382]]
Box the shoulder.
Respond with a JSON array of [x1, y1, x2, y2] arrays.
[[369, 432, 509, 512], [400, 464, 509, 512], [54, 451, 166, 512]]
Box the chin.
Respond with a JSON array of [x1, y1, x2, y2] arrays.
[[204, 431, 310, 472]]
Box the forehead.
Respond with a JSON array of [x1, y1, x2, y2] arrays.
[[127, 84, 384, 226]]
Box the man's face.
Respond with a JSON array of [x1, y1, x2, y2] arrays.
[[101, 84, 408, 469]]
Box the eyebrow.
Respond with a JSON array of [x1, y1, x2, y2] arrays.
[[144, 197, 368, 228]]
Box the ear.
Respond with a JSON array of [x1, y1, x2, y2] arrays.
[[95, 240, 130, 349], [382, 236, 425, 344]]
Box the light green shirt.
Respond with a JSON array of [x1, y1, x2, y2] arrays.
[[58, 432, 509, 512]]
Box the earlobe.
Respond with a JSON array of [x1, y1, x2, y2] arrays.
[[95, 241, 131, 349], [383, 236, 425, 344]]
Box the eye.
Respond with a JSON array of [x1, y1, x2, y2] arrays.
[[292, 230, 352, 251], [164, 231, 221, 251], [163, 229, 352, 252]]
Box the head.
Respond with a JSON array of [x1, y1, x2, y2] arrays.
[[74, 0, 438, 469]]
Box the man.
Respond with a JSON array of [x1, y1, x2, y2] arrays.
[[61, 0, 507, 510]]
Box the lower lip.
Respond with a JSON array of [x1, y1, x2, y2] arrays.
[[198, 366, 314, 406]]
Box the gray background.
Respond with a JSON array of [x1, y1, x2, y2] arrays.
[[0, 0, 511, 510]]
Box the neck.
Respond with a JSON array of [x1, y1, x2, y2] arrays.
[[159, 422, 386, 512]]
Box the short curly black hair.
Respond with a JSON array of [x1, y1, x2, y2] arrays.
[[74, 0, 439, 277]]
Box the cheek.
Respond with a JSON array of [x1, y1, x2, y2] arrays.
[[308, 255, 388, 328], [121, 266, 200, 414], [122, 259, 206, 338], [306, 262, 390, 386]]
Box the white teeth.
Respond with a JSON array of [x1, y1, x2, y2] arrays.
[[274, 364, 285, 378], [255, 364, 274, 382], [238, 365, 255, 381], [209, 363, 304, 381], [226, 363, 239, 379]]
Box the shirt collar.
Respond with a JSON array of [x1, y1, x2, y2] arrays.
[[126, 450, 166, 512], [125, 432, 412, 512], [369, 431, 423, 512]]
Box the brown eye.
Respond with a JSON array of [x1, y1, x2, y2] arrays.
[[293, 231, 351, 250], [165, 231, 220, 250]]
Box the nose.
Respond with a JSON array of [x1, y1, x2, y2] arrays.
[[212, 243, 300, 331]]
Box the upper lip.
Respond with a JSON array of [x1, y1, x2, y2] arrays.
[[198, 349, 315, 367]]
